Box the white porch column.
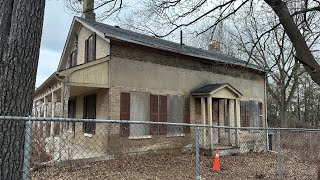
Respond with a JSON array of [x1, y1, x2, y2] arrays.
[[43, 96, 48, 137], [235, 99, 241, 146], [218, 99, 225, 143], [229, 99, 235, 146], [207, 96, 213, 150], [50, 92, 57, 137], [201, 97, 206, 147]]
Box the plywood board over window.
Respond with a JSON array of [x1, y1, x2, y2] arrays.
[[240, 101, 263, 128], [129, 92, 151, 139], [167, 95, 184, 136]]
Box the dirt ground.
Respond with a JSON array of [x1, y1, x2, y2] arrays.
[[31, 152, 318, 180]]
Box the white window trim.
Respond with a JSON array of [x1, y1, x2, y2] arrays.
[[83, 133, 93, 137], [166, 133, 185, 138], [128, 135, 152, 140]]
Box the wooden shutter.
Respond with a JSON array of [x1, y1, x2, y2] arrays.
[[240, 101, 250, 127], [259, 102, 263, 127], [184, 96, 191, 133], [92, 33, 96, 61], [85, 39, 89, 63], [150, 94, 159, 135], [83, 94, 96, 134], [68, 53, 72, 68], [159, 95, 167, 135], [120, 93, 130, 137]]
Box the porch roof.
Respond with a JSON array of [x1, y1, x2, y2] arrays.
[[191, 83, 242, 98]]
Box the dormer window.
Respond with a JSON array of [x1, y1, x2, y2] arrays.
[[85, 33, 96, 62], [68, 50, 77, 68]]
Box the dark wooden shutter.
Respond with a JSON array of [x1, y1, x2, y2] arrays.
[[68, 53, 72, 68], [184, 96, 190, 133], [159, 95, 167, 135], [150, 94, 159, 135], [258, 102, 263, 127], [92, 33, 96, 61], [120, 93, 130, 137], [83, 94, 96, 134], [240, 101, 250, 127], [85, 39, 89, 63]]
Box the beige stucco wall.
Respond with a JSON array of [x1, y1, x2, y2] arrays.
[[110, 56, 265, 101], [68, 60, 109, 86]]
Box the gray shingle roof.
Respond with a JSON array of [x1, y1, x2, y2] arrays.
[[191, 84, 226, 94], [76, 17, 264, 72]]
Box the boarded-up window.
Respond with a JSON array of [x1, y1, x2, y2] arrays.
[[184, 96, 190, 133], [85, 33, 96, 63], [129, 92, 150, 137], [120, 93, 130, 137], [240, 101, 262, 128], [167, 95, 184, 136], [83, 94, 96, 134]]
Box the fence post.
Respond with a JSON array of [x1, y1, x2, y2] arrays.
[[277, 129, 282, 180], [23, 117, 32, 180], [195, 127, 201, 180]]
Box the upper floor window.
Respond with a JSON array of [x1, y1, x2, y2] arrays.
[[85, 33, 96, 63], [68, 50, 77, 68]]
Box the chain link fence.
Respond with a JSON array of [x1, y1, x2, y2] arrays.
[[0, 116, 319, 179]]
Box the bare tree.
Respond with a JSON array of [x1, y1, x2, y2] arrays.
[[65, 0, 320, 86], [0, 0, 45, 179]]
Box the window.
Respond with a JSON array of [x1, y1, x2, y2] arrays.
[[85, 33, 96, 63], [68, 50, 77, 68], [83, 94, 96, 135], [167, 95, 184, 136], [240, 101, 263, 128], [119, 93, 190, 138]]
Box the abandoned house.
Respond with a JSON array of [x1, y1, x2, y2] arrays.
[[33, 0, 267, 158]]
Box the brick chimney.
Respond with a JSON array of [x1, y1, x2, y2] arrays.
[[208, 41, 221, 51], [82, 0, 95, 21]]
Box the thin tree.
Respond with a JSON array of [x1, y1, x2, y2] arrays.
[[0, 0, 45, 179]]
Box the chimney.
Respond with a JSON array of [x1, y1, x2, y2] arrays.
[[208, 41, 221, 51], [82, 0, 95, 21]]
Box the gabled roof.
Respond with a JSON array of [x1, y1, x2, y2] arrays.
[[191, 83, 242, 97], [74, 17, 265, 72]]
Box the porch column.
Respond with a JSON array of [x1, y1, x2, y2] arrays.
[[207, 96, 213, 150], [201, 97, 206, 147], [229, 99, 235, 146], [235, 99, 240, 146], [43, 96, 49, 137], [218, 99, 225, 143], [50, 92, 57, 137]]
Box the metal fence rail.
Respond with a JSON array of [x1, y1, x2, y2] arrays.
[[0, 116, 319, 180]]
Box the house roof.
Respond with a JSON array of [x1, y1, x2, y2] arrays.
[[191, 83, 242, 97], [75, 17, 265, 72]]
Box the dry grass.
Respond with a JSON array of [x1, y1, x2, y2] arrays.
[[31, 152, 318, 180]]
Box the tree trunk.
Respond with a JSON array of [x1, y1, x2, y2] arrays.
[[264, 0, 320, 86], [0, 0, 45, 179]]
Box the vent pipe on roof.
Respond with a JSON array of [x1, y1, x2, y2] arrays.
[[180, 30, 183, 46], [208, 41, 221, 51], [82, 0, 96, 21]]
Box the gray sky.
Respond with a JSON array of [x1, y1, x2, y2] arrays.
[[36, 1, 73, 87]]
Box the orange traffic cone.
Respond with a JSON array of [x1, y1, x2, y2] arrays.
[[212, 149, 220, 171]]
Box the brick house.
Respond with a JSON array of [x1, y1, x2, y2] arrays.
[[33, 6, 267, 156]]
